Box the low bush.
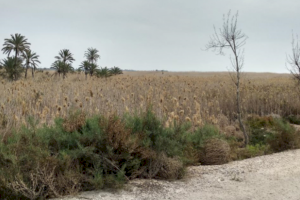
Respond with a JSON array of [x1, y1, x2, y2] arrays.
[[246, 115, 275, 145], [235, 144, 269, 160], [267, 119, 300, 152], [199, 138, 230, 165], [285, 115, 300, 125], [246, 115, 300, 153], [186, 125, 228, 164], [1, 111, 300, 200], [0, 108, 220, 199]]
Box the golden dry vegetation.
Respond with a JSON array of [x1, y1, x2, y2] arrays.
[[1, 70, 300, 199], [0, 70, 299, 137]]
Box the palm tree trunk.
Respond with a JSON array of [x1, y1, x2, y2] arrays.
[[14, 50, 18, 65], [14, 50, 18, 81], [32, 68, 34, 78], [25, 63, 28, 79], [91, 60, 94, 77]]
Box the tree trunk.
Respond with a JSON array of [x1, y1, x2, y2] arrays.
[[235, 54, 248, 146], [32, 68, 34, 78], [25, 63, 28, 79], [14, 50, 18, 67], [14, 50, 18, 81]]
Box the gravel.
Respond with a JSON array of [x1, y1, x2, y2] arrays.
[[52, 149, 300, 200]]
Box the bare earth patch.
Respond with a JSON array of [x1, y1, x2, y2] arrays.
[[52, 149, 300, 200]]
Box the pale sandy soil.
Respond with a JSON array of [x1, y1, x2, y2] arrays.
[[52, 149, 300, 200]]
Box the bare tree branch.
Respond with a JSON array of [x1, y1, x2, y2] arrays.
[[206, 10, 249, 146], [287, 33, 300, 83]]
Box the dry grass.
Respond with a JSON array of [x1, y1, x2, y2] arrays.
[[0, 70, 299, 135], [200, 138, 231, 165], [1, 70, 299, 199]]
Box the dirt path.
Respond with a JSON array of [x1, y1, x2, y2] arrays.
[[53, 149, 300, 200]]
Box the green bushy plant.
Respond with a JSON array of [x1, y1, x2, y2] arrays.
[[267, 118, 300, 152], [247, 115, 300, 153], [189, 124, 221, 150], [1, 108, 206, 199], [246, 115, 275, 145], [236, 144, 269, 160], [5, 109, 293, 199], [285, 115, 300, 125]]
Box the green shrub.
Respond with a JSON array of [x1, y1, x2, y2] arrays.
[[236, 144, 269, 160], [246, 115, 275, 145], [4, 109, 297, 200], [123, 107, 190, 159], [247, 115, 300, 153], [0, 108, 201, 199], [267, 119, 300, 152], [182, 124, 224, 164], [285, 115, 300, 125], [189, 124, 222, 150]]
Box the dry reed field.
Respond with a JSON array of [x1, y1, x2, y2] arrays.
[[2, 70, 300, 199], [0, 70, 298, 136]]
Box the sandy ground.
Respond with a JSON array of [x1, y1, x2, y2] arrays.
[[52, 149, 300, 200]]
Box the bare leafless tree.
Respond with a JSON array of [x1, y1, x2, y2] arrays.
[[206, 10, 249, 146], [287, 34, 300, 83]]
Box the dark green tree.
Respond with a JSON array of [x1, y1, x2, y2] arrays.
[[22, 49, 41, 78], [0, 57, 24, 80], [89, 63, 98, 76], [84, 48, 100, 65], [55, 49, 75, 65], [2, 33, 31, 58], [82, 48, 100, 79], [54, 49, 75, 79], [2, 33, 31, 79], [109, 66, 123, 75], [79, 60, 90, 80], [97, 67, 111, 79], [51, 60, 73, 79]]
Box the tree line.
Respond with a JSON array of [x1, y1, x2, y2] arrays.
[[0, 34, 122, 80]]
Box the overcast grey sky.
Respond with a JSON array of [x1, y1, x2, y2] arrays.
[[0, 0, 299, 73]]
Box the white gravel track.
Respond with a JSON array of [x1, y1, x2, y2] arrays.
[[52, 149, 300, 200]]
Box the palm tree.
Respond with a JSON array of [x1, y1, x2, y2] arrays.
[[84, 48, 100, 65], [89, 63, 98, 76], [79, 60, 90, 80], [55, 49, 75, 65], [31, 57, 40, 78], [22, 49, 41, 78], [2, 33, 31, 57], [0, 57, 24, 81], [51, 60, 63, 77], [97, 67, 111, 79], [2, 33, 31, 68], [54, 49, 75, 79], [109, 66, 123, 75], [51, 60, 74, 79], [77, 48, 101, 80]]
